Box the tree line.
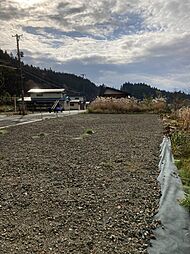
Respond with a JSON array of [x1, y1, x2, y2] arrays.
[[0, 48, 189, 105], [0, 49, 98, 101], [121, 82, 190, 104]]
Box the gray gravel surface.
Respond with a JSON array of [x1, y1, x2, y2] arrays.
[[0, 114, 163, 254]]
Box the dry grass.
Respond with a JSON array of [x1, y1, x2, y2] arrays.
[[88, 97, 167, 114], [0, 104, 14, 113], [177, 107, 190, 131]]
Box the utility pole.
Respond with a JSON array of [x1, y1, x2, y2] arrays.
[[80, 74, 86, 98], [12, 34, 25, 115]]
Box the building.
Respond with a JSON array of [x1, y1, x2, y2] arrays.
[[99, 85, 130, 98], [27, 88, 67, 111], [20, 89, 88, 112], [28, 88, 65, 102], [69, 96, 86, 110], [18, 88, 89, 112]]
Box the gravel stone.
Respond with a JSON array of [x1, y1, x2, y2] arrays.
[[0, 114, 163, 253]]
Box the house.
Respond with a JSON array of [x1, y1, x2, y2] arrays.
[[27, 88, 68, 111], [99, 85, 130, 98], [28, 88, 65, 102], [19, 88, 88, 112], [69, 96, 86, 110]]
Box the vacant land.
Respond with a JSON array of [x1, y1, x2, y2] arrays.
[[0, 114, 162, 254]]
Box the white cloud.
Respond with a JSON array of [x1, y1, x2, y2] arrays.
[[0, 0, 190, 91]]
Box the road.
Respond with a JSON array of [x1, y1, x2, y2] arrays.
[[0, 110, 86, 129]]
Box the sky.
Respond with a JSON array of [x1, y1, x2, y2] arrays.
[[0, 0, 190, 92]]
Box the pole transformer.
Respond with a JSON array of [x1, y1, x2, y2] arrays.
[[12, 34, 25, 115]]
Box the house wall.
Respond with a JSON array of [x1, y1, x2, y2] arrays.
[[31, 92, 64, 100], [70, 96, 84, 102], [70, 102, 80, 110], [63, 101, 70, 111]]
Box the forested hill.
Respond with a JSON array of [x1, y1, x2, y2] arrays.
[[1, 49, 190, 102], [121, 82, 190, 102], [0, 49, 98, 100]]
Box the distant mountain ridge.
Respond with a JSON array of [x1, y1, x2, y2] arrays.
[[121, 82, 190, 102]]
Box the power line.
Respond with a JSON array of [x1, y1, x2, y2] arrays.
[[1, 48, 83, 97], [12, 34, 25, 115], [0, 64, 17, 70], [23, 69, 61, 88], [22, 68, 81, 95], [0, 59, 11, 64]]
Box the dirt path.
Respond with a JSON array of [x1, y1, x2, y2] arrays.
[[0, 114, 163, 254]]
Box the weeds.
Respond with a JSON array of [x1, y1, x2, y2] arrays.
[[73, 128, 94, 140], [171, 131, 190, 158], [0, 155, 4, 160], [32, 132, 48, 139], [170, 117, 190, 210], [88, 97, 167, 114], [0, 129, 8, 135], [180, 194, 190, 211], [178, 159, 190, 186], [0, 105, 14, 113], [177, 107, 190, 130], [84, 128, 94, 135], [81, 128, 94, 138]]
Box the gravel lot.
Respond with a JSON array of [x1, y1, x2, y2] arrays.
[[0, 114, 163, 254]]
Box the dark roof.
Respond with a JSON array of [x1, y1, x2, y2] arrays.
[[99, 85, 130, 97]]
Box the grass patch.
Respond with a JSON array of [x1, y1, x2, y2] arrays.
[[0, 155, 4, 160], [180, 194, 190, 211], [32, 132, 48, 139], [168, 108, 190, 209], [179, 159, 190, 186], [174, 159, 182, 168], [0, 105, 14, 113], [81, 128, 95, 138], [0, 129, 8, 135], [171, 131, 190, 158], [84, 128, 94, 135], [73, 128, 95, 140]]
